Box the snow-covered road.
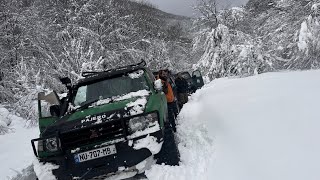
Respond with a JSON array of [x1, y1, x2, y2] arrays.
[[0, 109, 38, 179], [1, 70, 320, 180]]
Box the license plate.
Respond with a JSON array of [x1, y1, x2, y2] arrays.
[[74, 145, 117, 163]]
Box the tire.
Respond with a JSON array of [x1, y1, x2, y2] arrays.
[[155, 128, 180, 166], [174, 100, 180, 117]]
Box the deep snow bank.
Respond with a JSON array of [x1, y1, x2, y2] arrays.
[[0, 107, 38, 179], [147, 70, 320, 180]]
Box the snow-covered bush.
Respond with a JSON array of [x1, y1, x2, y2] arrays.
[[6, 58, 44, 126], [0, 120, 10, 135], [14, 93, 39, 127], [0, 106, 13, 134], [11, 165, 37, 180]]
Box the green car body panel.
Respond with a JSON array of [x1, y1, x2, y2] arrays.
[[32, 64, 170, 178]]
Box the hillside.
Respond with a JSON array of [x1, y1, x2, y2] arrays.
[[0, 0, 194, 121], [192, 0, 320, 80]]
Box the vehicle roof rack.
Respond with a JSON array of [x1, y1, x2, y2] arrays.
[[81, 59, 146, 78]]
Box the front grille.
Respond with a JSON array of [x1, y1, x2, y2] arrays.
[[60, 119, 126, 148]]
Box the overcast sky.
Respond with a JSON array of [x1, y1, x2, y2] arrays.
[[147, 0, 249, 17]]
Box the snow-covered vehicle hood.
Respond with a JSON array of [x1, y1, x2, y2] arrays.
[[43, 93, 151, 135]]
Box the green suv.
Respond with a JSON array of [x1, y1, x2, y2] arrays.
[[31, 61, 179, 179]]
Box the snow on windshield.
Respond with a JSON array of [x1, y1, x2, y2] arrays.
[[91, 90, 150, 107], [128, 70, 144, 79], [95, 98, 112, 106], [115, 89, 150, 101], [73, 70, 149, 106]]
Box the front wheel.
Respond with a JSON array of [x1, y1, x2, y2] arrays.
[[155, 128, 180, 166]]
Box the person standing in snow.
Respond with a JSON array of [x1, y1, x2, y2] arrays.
[[158, 70, 177, 132], [175, 73, 189, 109]]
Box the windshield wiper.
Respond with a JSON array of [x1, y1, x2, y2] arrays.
[[71, 99, 100, 113]]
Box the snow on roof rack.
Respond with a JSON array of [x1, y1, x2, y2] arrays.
[[81, 59, 146, 78]]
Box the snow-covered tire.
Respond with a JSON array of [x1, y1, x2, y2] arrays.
[[155, 128, 180, 166]]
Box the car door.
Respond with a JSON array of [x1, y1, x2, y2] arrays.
[[38, 91, 61, 133], [192, 70, 204, 90], [179, 72, 192, 93]]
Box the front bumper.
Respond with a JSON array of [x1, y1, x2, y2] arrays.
[[41, 130, 163, 180]]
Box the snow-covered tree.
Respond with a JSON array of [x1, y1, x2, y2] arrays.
[[0, 0, 194, 122], [194, 0, 219, 29], [291, 2, 320, 69], [193, 1, 274, 80], [193, 0, 320, 80]]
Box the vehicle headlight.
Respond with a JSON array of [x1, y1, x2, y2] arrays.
[[128, 112, 158, 134], [45, 138, 60, 152]]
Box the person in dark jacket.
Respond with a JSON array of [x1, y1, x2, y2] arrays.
[[175, 73, 189, 109]]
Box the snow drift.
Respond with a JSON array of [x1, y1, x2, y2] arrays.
[[146, 70, 320, 180], [0, 107, 38, 179]]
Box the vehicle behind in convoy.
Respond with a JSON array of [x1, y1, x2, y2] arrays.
[[178, 70, 204, 94], [153, 70, 204, 95], [31, 61, 179, 180]]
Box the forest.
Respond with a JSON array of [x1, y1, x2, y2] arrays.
[[0, 0, 319, 123]]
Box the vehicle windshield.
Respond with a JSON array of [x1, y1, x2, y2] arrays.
[[73, 70, 149, 106], [181, 72, 191, 80]]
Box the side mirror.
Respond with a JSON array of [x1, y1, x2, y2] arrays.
[[60, 77, 72, 90], [154, 79, 163, 92]]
